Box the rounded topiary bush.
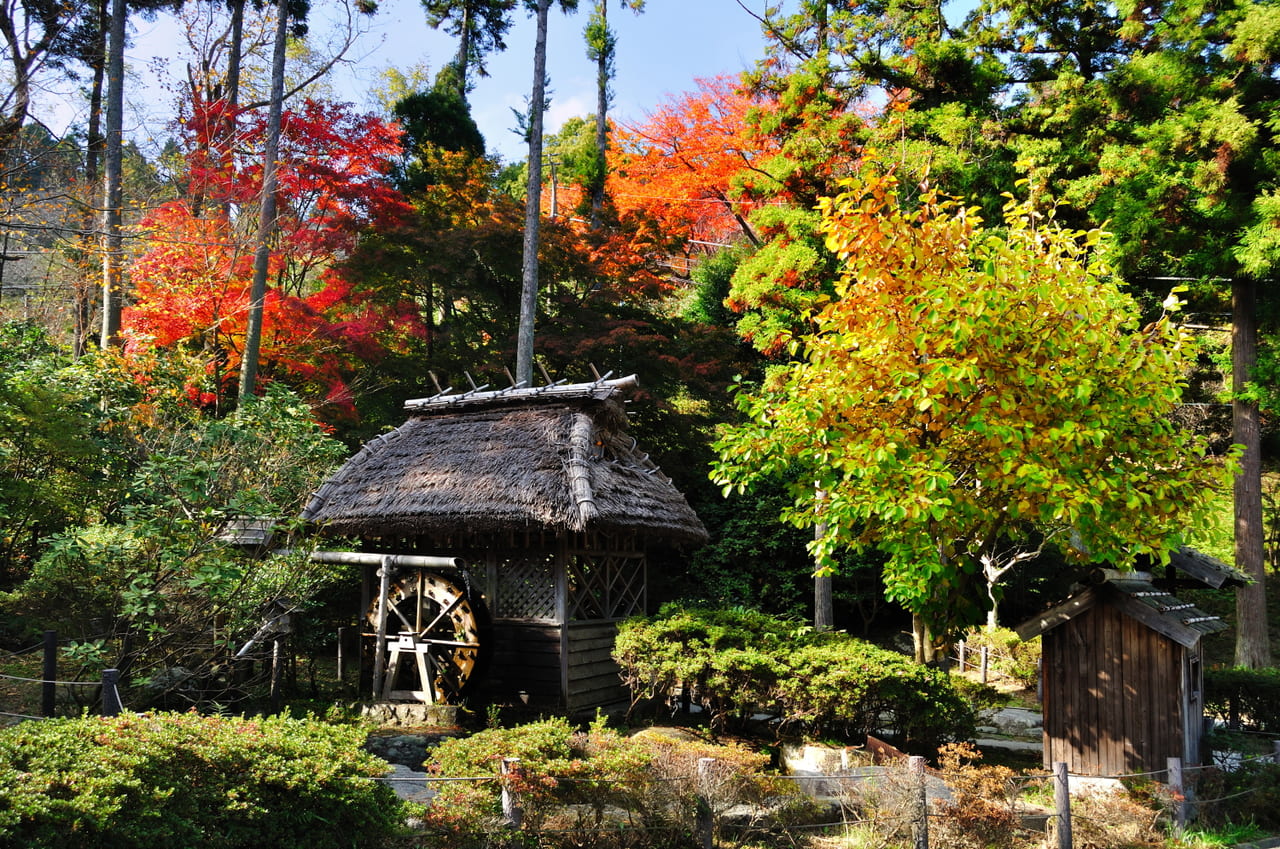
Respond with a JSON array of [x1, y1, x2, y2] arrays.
[[0, 712, 401, 849], [616, 603, 976, 748]]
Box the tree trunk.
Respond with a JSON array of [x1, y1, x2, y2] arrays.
[[1233, 276, 1270, 668], [589, 0, 608, 229], [238, 0, 290, 400], [98, 0, 126, 349], [455, 2, 472, 99], [75, 0, 108, 358], [912, 614, 938, 664], [515, 0, 551, 387], [814, 488, 833, 631], [814, 572, 833, 632]]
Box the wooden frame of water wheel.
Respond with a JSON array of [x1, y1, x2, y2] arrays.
[[309, 551, 486, 705], [366, 569, 484, 704]]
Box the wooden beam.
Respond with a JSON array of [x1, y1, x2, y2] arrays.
[[1016, 587, 1102, 640]]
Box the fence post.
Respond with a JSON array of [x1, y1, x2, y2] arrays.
[[1273, 740, 1280, 765], [1167, 757, 1187, 833], [501, 757, 523, 828], [41, 630, 57, 718], [101, 668, 122, 717], [980, 646, 990, 684], [958, 640, 967, 672], [696, 757, 716, 849], [909, 755, 928, 849], [1053, 761, 1072, 849], [337, 626, 347, 684], [269, 638, 283, 713]]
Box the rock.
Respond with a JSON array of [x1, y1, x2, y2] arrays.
[[365, 730, 461, 769], [978, 707, 1042, 736]]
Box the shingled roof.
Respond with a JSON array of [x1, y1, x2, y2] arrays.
[[1016, 547, 1246, 648], [301, 375, 708, 545]]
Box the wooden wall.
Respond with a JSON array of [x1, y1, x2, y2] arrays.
[[1042, 602, 1186, 775], [483, 621, 563, 704], [565, 621, 628, 714], [480, 620, 627, 713]]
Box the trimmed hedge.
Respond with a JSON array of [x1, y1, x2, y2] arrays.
[[614, 604, 976, 748], [1204, 666, 1280, 732], [0, 712, 401, 849]]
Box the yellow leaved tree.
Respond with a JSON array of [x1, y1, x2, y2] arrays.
[[712, 159, 1235, 660]]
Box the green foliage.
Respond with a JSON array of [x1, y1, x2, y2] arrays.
[[1204, 666, 1280, 732], [779, 637, 976, 749], [961, 628, 1042, 688], [614, 604, 975, 748], [1194, 761, 1280, 832], [0, 712, 400, 849], [1, 375, 349, 706], [0, 323, 104, 583]]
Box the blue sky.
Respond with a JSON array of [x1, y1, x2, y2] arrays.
[[36, 0, 774, 165], [331, 0, 775, 163]]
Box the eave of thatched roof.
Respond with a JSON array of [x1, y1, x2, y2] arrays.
[[301, 375, 708, 545]]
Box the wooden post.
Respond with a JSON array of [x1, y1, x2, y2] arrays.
[[269, 638, 283, 712], [1168, 757, 1187, 833], [101, 668, 122, 717], [957, 640, 967, 672], [909, 755, 928, 849], [372, 557, 393, 700], [1053, 761, 1072, 849], [980, 646, 990, 684], [1273, 740, 1280, 765], [696, 757, 716, 849], [501, 757, 523, 828], [336, 626, 346, 684], [41, 630, 57, 718]]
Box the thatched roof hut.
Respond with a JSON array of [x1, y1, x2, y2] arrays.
[[302, 374, 706, 546], [302, 374, 707, 712]]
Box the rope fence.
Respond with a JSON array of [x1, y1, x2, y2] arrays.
[[7, 632, 1280, 848], [357, 749, 1280, 849], [0, 630, 123, 720]]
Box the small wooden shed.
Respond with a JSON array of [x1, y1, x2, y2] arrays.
[[301, 374, 707, 713], [1016, 548, 1244, 776]]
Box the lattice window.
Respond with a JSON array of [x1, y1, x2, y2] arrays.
[[568, 554, 646, 621], [493, 556, 558, 620]]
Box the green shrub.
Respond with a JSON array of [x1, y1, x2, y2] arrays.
[[960, 627, 1041, 688], [1191, 762, 1280, 831], [615, 604, 976, 748], [421, 716, 813, 847], [779, 637, 977, 749], [612, 605, 791, 728], [0, 712, 401, 849], [1204, 666, 1280, 732]]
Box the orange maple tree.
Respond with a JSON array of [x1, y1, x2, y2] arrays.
[[607, 74, 782, 252]]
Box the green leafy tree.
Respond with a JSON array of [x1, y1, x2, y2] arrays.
[[420, 0, 517, 99], [4, 378, 348, 703], [713, 162, 1233, 658]]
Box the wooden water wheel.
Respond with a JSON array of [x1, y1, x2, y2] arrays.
[[367, 570, 485, 704]]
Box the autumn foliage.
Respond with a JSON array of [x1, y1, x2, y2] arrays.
[[124, 98, 420, 419], [714, 161, 1232, 638], [608, 74, 780, 250]]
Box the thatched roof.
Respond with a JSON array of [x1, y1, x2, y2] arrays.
[[301, 375, 708, 545]]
